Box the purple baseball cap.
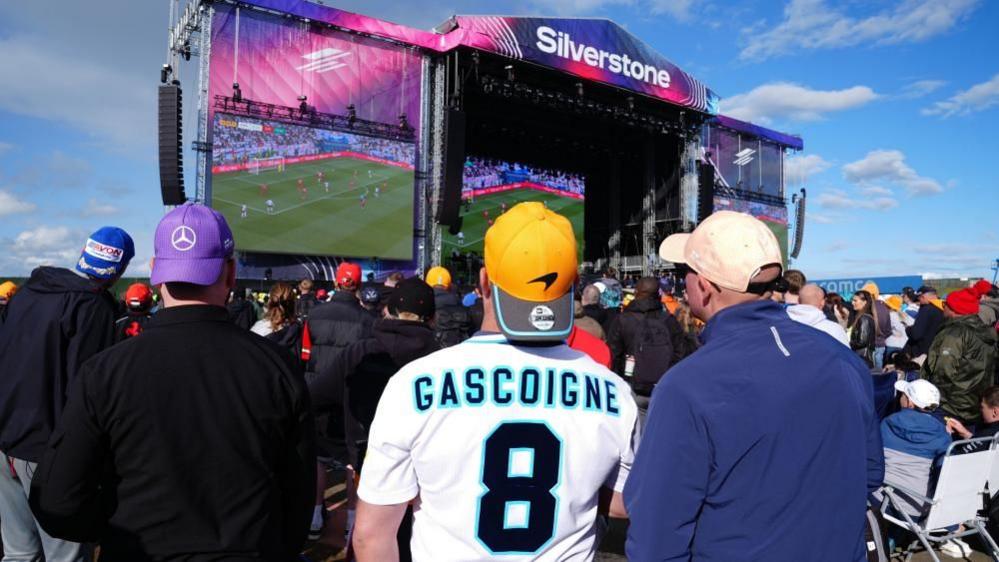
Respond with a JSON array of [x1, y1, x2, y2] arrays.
[[151, 203, 235, 286]]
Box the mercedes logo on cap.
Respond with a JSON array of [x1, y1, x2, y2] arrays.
[[171, 226, 197, 252]]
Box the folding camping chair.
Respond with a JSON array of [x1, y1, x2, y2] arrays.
[[878, 436, 999, 561]]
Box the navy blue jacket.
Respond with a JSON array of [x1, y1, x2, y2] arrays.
[[624, 300, 883, 561]]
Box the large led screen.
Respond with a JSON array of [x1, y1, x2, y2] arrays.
[[211, 114, 415, 259], [442, 157, 585, 256]]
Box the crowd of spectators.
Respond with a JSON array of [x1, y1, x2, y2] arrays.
[[462, 157, 585, 195], [212, 115, 414, 167], [2, 205, 998, 560]]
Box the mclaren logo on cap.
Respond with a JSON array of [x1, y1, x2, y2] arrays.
[[529, 305, 556, 331], [528, 272, 559, 291]]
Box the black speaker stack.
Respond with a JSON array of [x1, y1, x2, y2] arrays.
[[158, 84, 186, 205]]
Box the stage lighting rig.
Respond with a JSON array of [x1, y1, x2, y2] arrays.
[[298, 95, 309, 115], [505, 64, 515, 82], [626, 96, 635, 111], [232, 82, 242, 102], [160, 64, 172, 84], [575, 82, 584, 97]]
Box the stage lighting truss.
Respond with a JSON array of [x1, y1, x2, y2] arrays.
[[478, 75, 695, 136], [213, 95, 415, 142]]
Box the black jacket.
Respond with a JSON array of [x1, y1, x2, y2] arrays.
[[310, 318, 439, 469], [606, 297, 686, 395], [28, 305, 315, 561], [0, 267, 118, 462], [850, 313, 876, 367], [295, 293, 319, 320], [302, 291, 374, 461], [433, 289, 472, 347], [114, 310, 153, 342], [906, 303, 944, 356], [227, 298, 257, 331]]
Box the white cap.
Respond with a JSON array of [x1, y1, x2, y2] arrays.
[[659, 211, 783, 292], [894, 379, 941, 409]]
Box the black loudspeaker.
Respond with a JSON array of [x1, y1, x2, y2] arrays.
[[696, 161, 715, 224], [158, 84, 186, 205], [447, 216, 464, 236], [439, 108, 466, 226]]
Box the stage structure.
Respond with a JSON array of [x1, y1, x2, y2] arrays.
[[166, 0, 804, 282]]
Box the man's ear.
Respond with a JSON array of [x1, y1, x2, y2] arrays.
[[479, 267, 491, 299], [225, 259, 237, 289]]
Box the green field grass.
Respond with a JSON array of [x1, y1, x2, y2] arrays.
[[441, 189, 585, 256], [212, 157, 413, 260]]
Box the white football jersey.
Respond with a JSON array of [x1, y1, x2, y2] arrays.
[[358, 333, 640, 562]]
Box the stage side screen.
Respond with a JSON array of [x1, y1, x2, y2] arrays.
[[442, 156, 585, 256], [713, 196, 789, 265], [211, 114, 415, 260]]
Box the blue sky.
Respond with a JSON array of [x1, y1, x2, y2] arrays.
[[0, 0, 996, 281]]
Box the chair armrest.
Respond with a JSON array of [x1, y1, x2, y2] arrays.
[[881, 482, 937, 506]]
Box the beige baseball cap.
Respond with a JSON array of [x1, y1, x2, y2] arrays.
[[659, 211, 783, 292]]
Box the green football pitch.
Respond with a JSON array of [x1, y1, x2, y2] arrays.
[[441, 189, 585, 256], [212, 157, 414, 260]]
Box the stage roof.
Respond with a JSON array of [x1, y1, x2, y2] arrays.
[[226, 0, 800, 146]]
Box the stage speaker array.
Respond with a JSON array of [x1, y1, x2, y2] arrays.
[[158, 84, 186, 206], [790, 188, 806, 259], [438, 108, 466, 227], [696, 162, 715, 224]]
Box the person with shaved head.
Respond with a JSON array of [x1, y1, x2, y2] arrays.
[[787, 283, 850, 346]]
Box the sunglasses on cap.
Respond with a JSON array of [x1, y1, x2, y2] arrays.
[[675, 263, 785, 295]]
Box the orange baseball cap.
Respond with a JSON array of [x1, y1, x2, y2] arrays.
[[0, 281, 17, 301], [485, 202, 577, 341], [426, 266, 452, 289], [659, 211, 783, 292]]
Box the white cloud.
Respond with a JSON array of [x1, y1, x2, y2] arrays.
[[899, 79, 947, 99], [0, 190, 37, 216], [740, 0, 980, 61], [806, 212, 836, 224], [784, 154, 831, 184], [0, 225, 83, 274], [719, 82, 878, 125], [817, 188, 898, 211], [922, 73, 999, 117], [81, 198, 120, 218], [842, 149, 943, 195], [0, 35, 155, 155], [859, 185, 893, 196], [648, 0, 695, 20]]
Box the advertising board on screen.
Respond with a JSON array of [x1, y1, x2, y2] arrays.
[[211, 114, 415, 260], [441, 157, 585, 257]]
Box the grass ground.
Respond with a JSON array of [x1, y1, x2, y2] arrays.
[[441, 188, 585, 257], [212, 157, 414, 260]]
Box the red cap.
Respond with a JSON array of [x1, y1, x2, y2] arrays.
[[125, 283, 153, 309], [316, 289, 328, 299], [945, 288, 979, 316], [972, 279, 994, 297], [336, 262, 362, 289]]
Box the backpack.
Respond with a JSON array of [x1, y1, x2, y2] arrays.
[[631, 312, 675, 396], [434, 305, 471, 348]]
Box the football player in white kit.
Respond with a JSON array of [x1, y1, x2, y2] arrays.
[[354, 202, 639, 562], [240, 204, 248, 218], [265, 199, 274, 214]]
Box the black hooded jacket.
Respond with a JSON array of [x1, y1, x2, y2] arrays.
[[301, 290, 374, 461], [309, 318, 439, 468], [606, 296, 686, 394], [0, 266, 117, 462]]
